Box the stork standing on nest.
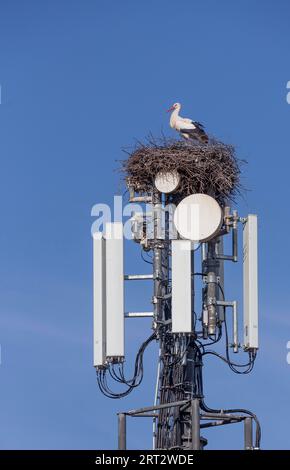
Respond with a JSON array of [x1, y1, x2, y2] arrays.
[[167, 102, 209, 143]]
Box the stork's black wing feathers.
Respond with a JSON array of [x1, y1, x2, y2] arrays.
[[180, 125, 209, 144], [191, 121, 205, 130]]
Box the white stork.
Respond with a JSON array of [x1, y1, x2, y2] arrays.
[[167, 102, 209, 143]]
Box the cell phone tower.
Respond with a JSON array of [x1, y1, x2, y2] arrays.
[[93, 136, 260, 450]]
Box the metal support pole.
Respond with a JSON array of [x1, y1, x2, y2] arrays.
[[203, 241, 220, 336], [232, 301, 238, 353], [191, 248, 195, 331], [191, 399, 200, 450], [232, 227, 238, 262], [163, 195, 170, 321], [207, 272, 217, 336], [118, 413, 127, 450], [216, 237, 225, 321], [215, 218, 238, 262], [216, 300, 239, 352], [152, 191, 163, 323], [124, 274, 153, 281], [125, 312, 153, 318], [244, 417, 253, 450]]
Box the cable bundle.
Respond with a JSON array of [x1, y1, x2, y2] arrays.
[[96, 332, 156, 399]]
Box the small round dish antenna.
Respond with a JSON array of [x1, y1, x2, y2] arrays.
[[173, 193, 223, 242], [154, 170, 180, 194]]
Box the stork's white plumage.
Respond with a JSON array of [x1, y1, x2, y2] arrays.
[[167, 102, 209, 143]]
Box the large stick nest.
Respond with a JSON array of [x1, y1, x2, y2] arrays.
[[120, 136, 245, 205]]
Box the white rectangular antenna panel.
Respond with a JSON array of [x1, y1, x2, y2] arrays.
[[172, 240, 192, 333], [93, 232, 106, 367], [243, 214, 258, 350], [104, 222, 125, 360]]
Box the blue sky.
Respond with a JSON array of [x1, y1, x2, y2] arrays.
[[0, 0, 289, 449]]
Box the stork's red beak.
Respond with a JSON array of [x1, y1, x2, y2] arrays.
[[166, 106, 175, 113]]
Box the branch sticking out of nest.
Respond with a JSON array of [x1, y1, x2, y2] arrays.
[[120, 136, 245, 205]]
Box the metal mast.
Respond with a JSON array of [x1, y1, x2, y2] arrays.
[[93, 169, 260, 450]]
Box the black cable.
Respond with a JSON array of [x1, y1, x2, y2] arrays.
[[141, 250, 153, 265], [202, 350, 254, 371], [212, 281, 257, 373], [200, 399, 261, 448], [224, 316, 256, 374], [96, 332, 156, 399]]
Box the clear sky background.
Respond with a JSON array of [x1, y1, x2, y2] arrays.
[[0, 0, 289, 450]]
